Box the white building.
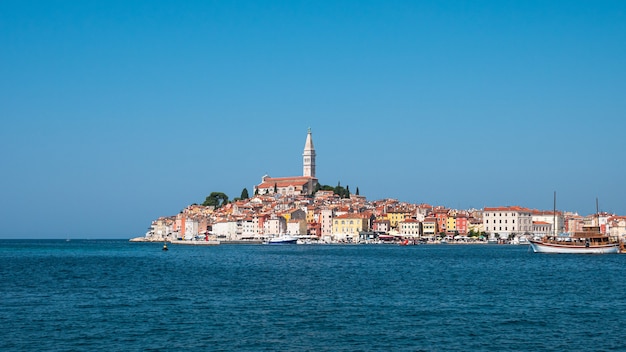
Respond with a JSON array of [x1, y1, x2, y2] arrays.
[[398, 218, 420, 236], [608, 216, 626, 241], [372, 219, 390, 234], [184, 219, 200, 240], [532, 221, 553, 237], [532, 210, 564, 235], [149, 217, 174, 239], [264, 216, 287, 236], [483, 206, 533, 238], [239, 218, 259, 239], [212, 220, 238, 240], [320, 208, 334, 238], [286, 219, 307, 236]]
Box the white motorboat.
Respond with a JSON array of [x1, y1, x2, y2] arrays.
[[266, 235, 299, 245]]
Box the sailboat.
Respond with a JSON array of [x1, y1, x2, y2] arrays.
[[529, 194, 621, 254]]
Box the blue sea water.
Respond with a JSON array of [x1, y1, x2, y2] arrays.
[[1, 241, 625, 351]]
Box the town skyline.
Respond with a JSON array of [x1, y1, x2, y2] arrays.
[[204, 129, 617, 219], [135, 130, 624, 244], [140, 185, 626, 245], [1, 1, 624, 238]]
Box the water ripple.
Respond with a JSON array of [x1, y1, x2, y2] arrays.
[[1, 241, 626, 351]]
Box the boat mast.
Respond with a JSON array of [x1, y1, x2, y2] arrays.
[[553, 191, 557, 237], [596, 197, 599, 228]]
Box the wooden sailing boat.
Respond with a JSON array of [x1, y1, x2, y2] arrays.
[[529, 194, 620, 254]]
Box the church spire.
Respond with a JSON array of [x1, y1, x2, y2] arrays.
[[303, 128, 316, 178]]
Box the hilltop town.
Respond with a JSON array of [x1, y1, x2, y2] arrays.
[[136, 129, 626, 244]]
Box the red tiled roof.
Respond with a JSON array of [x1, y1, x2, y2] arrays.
[[335, 213, 366, 219], [484, 206, 532, 212], [257, 179, 309, 188]]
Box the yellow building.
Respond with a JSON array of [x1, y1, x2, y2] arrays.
[[306, 206, 316, 223], [386, 210, 411, 228], [332, 213, 369, 237], [446, 217, 457, 234]]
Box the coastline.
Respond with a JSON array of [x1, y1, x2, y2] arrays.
[[129, 236, 527, 246]]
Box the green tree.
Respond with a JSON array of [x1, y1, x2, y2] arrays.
[[333, 183, 349, 198], [240, 188, 249, 200], [356, 187, 359, 196], [202, 192, 229, 208], [318, 183, 354, 198]]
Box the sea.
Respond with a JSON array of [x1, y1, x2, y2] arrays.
[[1, 240, 625, 352]]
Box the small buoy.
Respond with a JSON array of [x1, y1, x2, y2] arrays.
[[162, 243, 168, 251]]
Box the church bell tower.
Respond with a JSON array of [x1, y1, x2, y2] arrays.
[[303, 128, 316, 178]]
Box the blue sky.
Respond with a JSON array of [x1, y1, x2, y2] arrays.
[[1, 1, 625, 238]]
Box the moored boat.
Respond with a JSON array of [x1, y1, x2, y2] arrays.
[[266, 235, 299, 245], [529, 233, 620, 254], [529, 194, 620, 254]]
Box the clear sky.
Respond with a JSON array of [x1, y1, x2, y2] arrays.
[[1, 1, 625, 239]]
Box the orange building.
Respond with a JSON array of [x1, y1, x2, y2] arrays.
[[434, 208, 449, 234]]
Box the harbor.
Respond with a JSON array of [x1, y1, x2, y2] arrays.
[[136, 130, 626, 251]]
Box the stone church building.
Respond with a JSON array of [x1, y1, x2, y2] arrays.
[[254, 129, 319, 196]]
